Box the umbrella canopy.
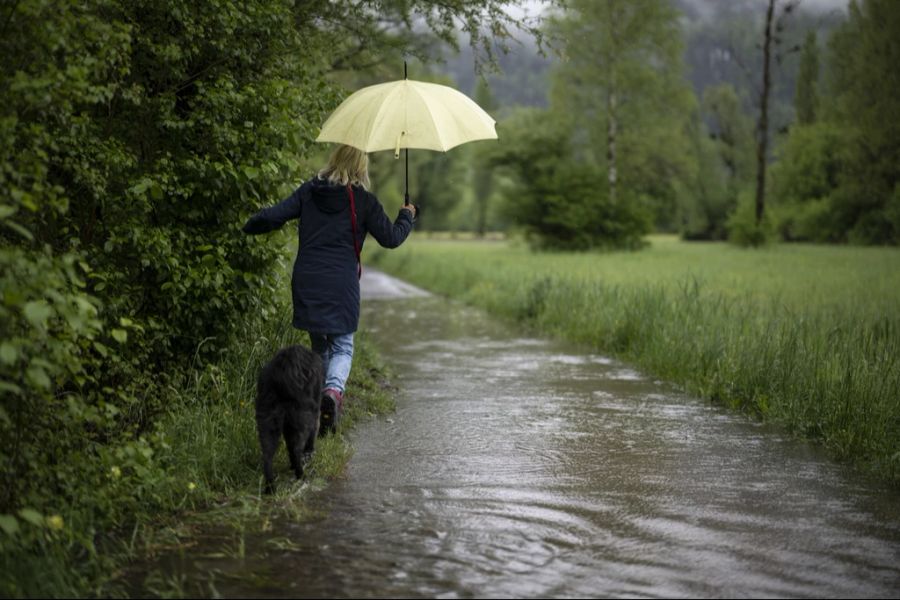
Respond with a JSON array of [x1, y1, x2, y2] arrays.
[[316, 79, 497, 158]]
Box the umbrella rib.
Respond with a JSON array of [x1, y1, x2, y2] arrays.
[[411, 82, 447, 152], [359, 83, 403, 153]]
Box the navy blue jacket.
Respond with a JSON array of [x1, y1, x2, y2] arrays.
[[243, 177, 414, 334]]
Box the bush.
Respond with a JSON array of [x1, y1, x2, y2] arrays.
[[770, 196, 840, 243], [769, 122, 844, 242], [726, 191, 776, 247], [516, 164, 651, 251], [490, 109, 652, 251], [0, 0, 337, 593]]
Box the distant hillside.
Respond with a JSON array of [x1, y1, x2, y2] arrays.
[[433, 0, 846, 128]]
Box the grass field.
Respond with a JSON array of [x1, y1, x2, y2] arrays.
[[368, 235, 900, 484]]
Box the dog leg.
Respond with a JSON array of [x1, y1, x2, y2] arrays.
[[258, 418, 281, 494], [283, 413, 305, 480]]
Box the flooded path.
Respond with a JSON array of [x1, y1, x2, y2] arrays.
[[160, 270, 900, 598]]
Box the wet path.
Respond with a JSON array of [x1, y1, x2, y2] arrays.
[[175, 270, 900, 598]]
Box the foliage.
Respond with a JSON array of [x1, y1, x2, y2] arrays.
[[679, 83, 755, 240], [677, 118, 729, 241], [748, 0, 900, 245], [702, 84, 756, 192], [823, 0, 900, 244], [0, 1, 336, 593], [549, 0, 699, 231], [726, 190, 776, 247], [489, 109, 651, 250], [472, 79, 498, 236], [795, 31, 819, 126], [769, 121, 843, 241], [477, 0, 694, 249]]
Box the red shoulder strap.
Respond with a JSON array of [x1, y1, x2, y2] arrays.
[[347, 185, 361, 279]]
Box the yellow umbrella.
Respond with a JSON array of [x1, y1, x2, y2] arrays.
[[316, 68, 498, 202]]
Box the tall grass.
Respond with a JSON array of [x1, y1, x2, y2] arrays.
[[369, 236, 900, 484], [1, 309, 395, 598]]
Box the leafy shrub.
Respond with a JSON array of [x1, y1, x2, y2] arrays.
[[490, 109, 651, 251], [769, 122, 844, 242], [0, 0, 337, 593], [726, 191, 776, 247]]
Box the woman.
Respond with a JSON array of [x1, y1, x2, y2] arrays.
[[243, 144, 416, 434]]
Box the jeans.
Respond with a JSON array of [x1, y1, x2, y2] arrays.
[[309, 332, 354, 394]]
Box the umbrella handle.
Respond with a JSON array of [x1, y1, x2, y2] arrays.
[[394, 131, 404, 159]]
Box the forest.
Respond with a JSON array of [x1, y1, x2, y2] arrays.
[[400, 0, 899, 249]]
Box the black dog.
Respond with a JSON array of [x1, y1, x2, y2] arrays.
[[255, 345, 323, 494]]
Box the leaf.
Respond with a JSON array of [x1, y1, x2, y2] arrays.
[[111, 329, 128, 343], [3, 219, 34, 241], [0, 381, 22, 396], [0, 515, 19, 537], [26, 366, 51, 389], [130, 179, 151, 195], [17, 508, 43, 527], [0, 204, 17, 219], [0, 342, 17, 365], [23, 301, 52, 328]]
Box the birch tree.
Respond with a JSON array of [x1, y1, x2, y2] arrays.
[[549, 0, 696, 229]]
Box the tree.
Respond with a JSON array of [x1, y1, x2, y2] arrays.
[[754, 0, 777, 228], [769, 120, 843, 241], [548, 0, 698, 231], [825, 0, 900, 244], [795, 30, 819, 125], [753, 0, 801, 234], [490, 109, 651, 250], [703, 84, 756, 192], [679, 83, 755, 240], [472, 78, 498, 236]]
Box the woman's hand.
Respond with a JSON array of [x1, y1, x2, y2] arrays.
[[403, 203, 418, 219]]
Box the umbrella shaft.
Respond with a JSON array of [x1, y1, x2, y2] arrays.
[[405, 148, 409, 203]]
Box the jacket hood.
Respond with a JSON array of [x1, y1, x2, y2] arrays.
[[308, 176, 351, 214]]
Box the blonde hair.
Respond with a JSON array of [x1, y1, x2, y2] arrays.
[[318, 144, 370, 190]]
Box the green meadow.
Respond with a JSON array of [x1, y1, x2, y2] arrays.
[[369, 235, 900, 483]]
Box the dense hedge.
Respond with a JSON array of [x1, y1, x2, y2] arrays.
[[0, 0, 338, 588]]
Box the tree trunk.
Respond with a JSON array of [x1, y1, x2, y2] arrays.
[[474, 167, 491, 237], [755, 0, 776, 225], [607, 86, 618, 205], [606, 0, 618, 205]]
